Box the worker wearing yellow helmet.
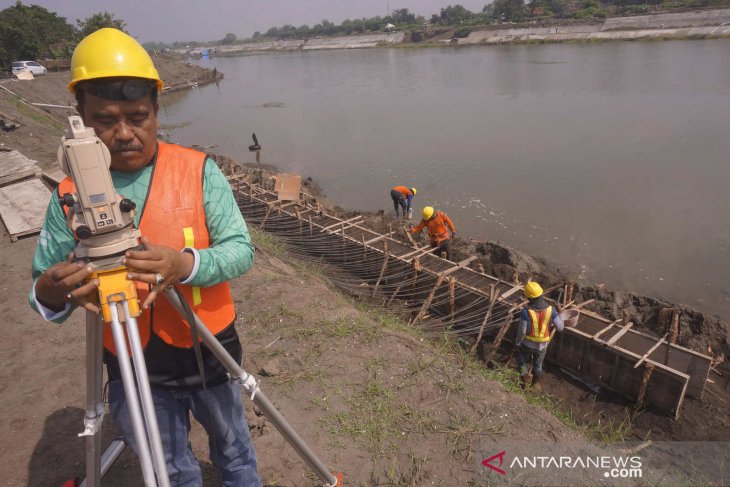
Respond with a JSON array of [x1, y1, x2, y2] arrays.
[[30, 28, 261, 485], [410, 206, 456, 258], [390, 185, 417, 219], [514, 281, 564, 391]]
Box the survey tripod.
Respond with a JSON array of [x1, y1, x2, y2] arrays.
[[57, 116, 342, 486]]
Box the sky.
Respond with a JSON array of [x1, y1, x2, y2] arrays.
[[4, 0, 491, 43]]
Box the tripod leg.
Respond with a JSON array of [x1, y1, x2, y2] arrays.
[[120, 300, 171, 487], [80, 311, 104, 487], [163, 289, 340, 487], [109, 303, 158, 486]]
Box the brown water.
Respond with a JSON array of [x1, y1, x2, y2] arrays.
[[159, 40, 730, 318]]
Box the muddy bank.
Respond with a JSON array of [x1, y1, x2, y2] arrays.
[[240, 165, 728, 375]]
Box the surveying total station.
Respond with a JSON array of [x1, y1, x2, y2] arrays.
[[57, 116, 343, 487]]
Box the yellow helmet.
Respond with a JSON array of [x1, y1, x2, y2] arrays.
[[524, 281, 543, 299], [410, 187, 417, 196], [68, 28, 164, 93], [422, 206, 434, 220]]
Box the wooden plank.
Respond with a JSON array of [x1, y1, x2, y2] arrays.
[[320, 215, 362, 232], [274, 173, 301, 201], [572, 299, 595, 310], [363, 232, 394, 246], [592, 320, 621, 340], [499, 284, 523, 300], [455, 255, 477, 268], [0, 150, 39, 187], [634, 333, 668, 368], [399, 245, 432, 260], [42, 166, 67, 186], [605, 322, 634, 347], [0, 178, 50, 239]]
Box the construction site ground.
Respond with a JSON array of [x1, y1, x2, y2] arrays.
[[1, 57, 729, 486]]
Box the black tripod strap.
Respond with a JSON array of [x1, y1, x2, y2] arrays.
[[170, 286, 207, 389]]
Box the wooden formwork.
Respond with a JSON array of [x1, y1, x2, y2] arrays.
[[229, 176, 711, 419]]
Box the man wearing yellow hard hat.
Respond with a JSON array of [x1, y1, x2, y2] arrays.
[[29, 29, 261, 485], [390, 185, 416, 218], [410, 206, 456, 258], [514, 281, 564, 390]]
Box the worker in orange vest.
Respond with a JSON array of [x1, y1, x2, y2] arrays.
[[515, 281, 564, 391], [390, 185, 416, 218], [410, 206, 456, 258], [29, 29, 261, 485]]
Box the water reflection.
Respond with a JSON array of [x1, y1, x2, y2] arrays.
[[160, 41, 730, 318]]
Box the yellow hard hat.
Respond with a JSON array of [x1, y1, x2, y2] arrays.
[[410, 187, 417, 196], [422, 206, 434, 220], [524, 281, 543, 299], [68, 28, 164, 93]]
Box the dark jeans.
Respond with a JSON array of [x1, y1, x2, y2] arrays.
[[516, 344, 548, 377], [390, 189, 407, 216], [109, 380, 262, 486], [431, 239, 450, 257]]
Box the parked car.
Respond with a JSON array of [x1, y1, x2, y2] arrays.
[[11, 60, 47, 77]]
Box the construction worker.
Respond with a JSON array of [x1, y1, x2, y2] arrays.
[[390, 185, 416, 218], [410, 206, 456, 258], [514, 281, 564, 391], [28, 29, 261, 486]]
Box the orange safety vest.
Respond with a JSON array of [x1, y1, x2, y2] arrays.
[[58, 142, 235, 354], [392, 186, 413, 198], [525, 306, 554, 343], [414, 210, 454, 245]]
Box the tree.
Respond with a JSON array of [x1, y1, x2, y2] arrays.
[[390, 8, 416, 24], [76, 11, 126, 40], [438, 4, 474, 24], [486, 0, 528, 21], [220, 32, 236, 45], [0, 2, 74, 68]]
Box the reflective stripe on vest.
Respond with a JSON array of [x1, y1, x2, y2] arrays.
[[58, 142, 235, 354], [525, 306, 553, 343]]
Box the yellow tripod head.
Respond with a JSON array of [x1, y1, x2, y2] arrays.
[[57, 116, 143, 322]]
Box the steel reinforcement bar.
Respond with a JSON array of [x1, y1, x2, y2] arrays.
[[228, 175, 711, 419]]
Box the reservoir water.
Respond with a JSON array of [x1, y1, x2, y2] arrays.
[[159, 40, 730, 319]]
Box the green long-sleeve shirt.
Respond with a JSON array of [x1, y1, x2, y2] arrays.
[[29, 154, 254, 323]]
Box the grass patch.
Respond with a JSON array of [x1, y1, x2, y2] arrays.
[[10, 97, 65, 131]]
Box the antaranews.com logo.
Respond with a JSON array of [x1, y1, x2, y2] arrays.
[[482, 450, 642, 481], [475, 441, 730, 487]]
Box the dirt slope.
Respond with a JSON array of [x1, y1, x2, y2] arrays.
[[0, 231, 583, 486]]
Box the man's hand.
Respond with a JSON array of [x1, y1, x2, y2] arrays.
[[35, 253, 100, 314], [124, 237, 194, 309]]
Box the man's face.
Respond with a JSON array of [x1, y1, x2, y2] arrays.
[[78, 92, 159, 172]]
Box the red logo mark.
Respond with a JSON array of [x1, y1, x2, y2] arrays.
[[482, 450, 507, 475]]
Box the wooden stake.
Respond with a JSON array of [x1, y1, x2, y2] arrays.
[[486, 307, 517, 363], [372, 241, 389, 296], [635, 364, 655, 409], [471, 284, 498, 354], [404, 227, 417, 247], [665, 308, 681, 365], [411, 274, 446, 325], [308, 215, 313, 235], [387, 281, 405, 306], [295, 208, 302, 235], [261, 204, 274, 229], [449, 277, 456, 315]]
